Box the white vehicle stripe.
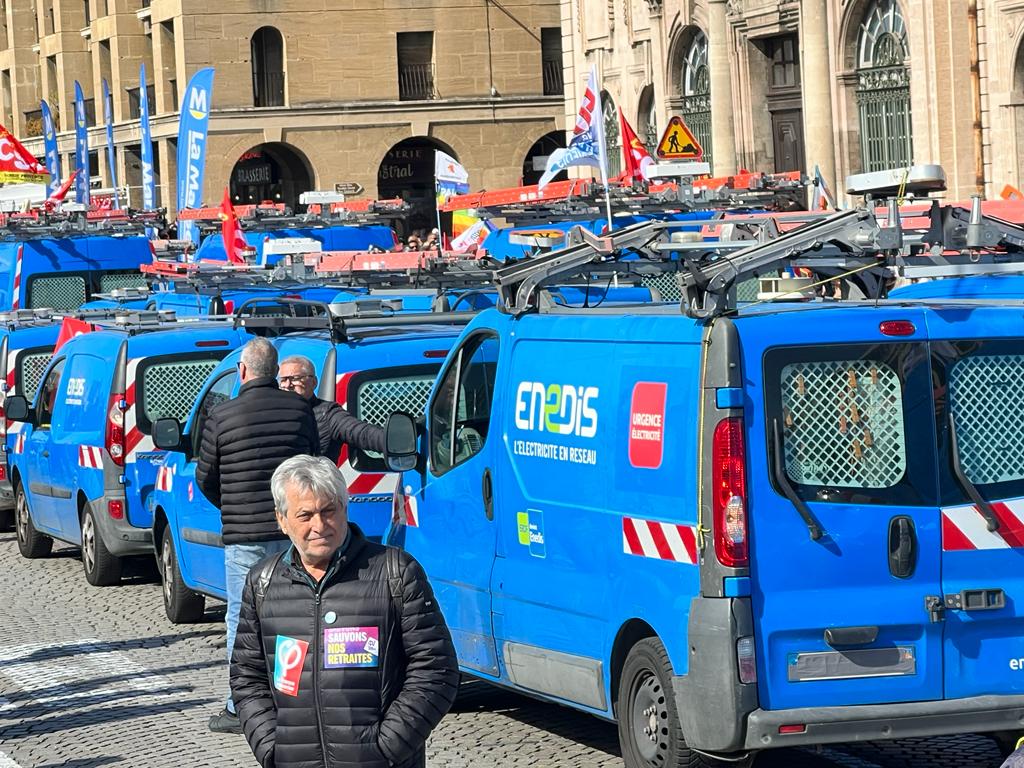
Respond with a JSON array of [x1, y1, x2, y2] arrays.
[[946, 504, 1010, 550], [663, 525, 691, 563], [632, 518, 658, 559]]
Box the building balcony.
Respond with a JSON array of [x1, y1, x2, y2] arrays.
[[398, 62, 435, 101]]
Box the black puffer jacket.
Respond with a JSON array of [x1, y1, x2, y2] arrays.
[[231, 525, 459, 768], [196, 377, 319, 545], [311, 397, 385, 462]]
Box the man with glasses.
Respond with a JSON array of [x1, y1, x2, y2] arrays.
[[278, 356, 385, 462]]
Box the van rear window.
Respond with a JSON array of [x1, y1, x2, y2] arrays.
[[136, 355, 224, 435], [98, 272, 148, 293], [27, 275, 86, 310], [18, 351, 53, 402], [347, 365, 439, 470]]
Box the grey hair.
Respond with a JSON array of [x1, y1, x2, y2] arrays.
[[272, 455, 349, 516], [241, 337, 278, 378], [279, 355, 316, 376]]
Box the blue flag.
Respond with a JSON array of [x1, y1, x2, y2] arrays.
[[139, 64, 156, 213], [175, 67, 215, 242], [40, 99, 61, 197], [102, 79, 119, 209], [73, 80, 90, 206]]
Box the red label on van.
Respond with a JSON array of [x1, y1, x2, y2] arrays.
[[629, 382, 667, 469]]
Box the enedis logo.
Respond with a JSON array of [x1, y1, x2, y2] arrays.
[[514, 381, 599, 438]]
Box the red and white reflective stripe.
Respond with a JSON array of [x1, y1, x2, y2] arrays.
[[123, 358, 151, 460], [78, 445, 104, 469], [942, 499, 1024, 550], [155, 466, 173, 492], [10, 245, 22, 310], [11, 432, 25, 454], [335, 371, 399, 497], [622, 516, 698, 564], [399, 493, 419, 527]]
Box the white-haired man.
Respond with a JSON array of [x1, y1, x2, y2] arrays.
[[231, 455, 459, 768]]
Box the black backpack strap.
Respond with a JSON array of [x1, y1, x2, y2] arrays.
[[253, 551, 286, 618], [386, 545, 404, 617]]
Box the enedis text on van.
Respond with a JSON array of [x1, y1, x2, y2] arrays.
[[512, 381, 599, 466]]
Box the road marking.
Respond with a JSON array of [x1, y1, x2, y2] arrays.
[[0, 750, 24, 768]]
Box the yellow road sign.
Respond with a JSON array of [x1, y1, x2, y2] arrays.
[[656, 117, 703, 159]]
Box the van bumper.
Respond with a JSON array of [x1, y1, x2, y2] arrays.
[[88, 496, 153, 556], [742, 694, 1024, 750]]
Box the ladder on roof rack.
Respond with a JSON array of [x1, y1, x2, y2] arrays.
[[494, 196, 1024, 319]]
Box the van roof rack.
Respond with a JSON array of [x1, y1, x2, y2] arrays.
[[494, 193, 1024, 320], [231, 297, 475, 342], [0, 208, 166, 240]]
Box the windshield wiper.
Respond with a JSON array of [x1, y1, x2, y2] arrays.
[[947, 411, 1000, 532], [771, 419, 825, 541]]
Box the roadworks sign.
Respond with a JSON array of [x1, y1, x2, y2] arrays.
[[656, 117, 703, 159]]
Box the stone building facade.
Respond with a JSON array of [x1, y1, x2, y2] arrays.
[[561, 0, 1024, 202], [1, 0, 563, 227]]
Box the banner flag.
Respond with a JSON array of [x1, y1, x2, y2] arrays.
[[73, 81, 90, 206], [40, 100, 61, 196], [102, 78, 119, 209], [175, 67, 215, 242]]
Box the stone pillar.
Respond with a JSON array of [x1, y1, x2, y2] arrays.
[[708, 0, 737, 175], [800, 0, 836, 191]]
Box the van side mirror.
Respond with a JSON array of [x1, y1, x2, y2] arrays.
[[384, 411, 419, 472], [4, 395, 30, 422], [152, 417, 183, 451]]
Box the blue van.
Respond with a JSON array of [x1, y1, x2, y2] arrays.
[[193, 225, 397, 265], [380, 208, 1024, 765], [5, 313, 247, 585], [147, 305, 472, 622]]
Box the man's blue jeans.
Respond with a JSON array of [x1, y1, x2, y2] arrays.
[[224, 539, 291, 713]]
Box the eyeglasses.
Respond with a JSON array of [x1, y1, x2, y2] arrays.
[[278, 375, 313, 386]]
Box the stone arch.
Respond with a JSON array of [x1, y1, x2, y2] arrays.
[[228, 141, 313, 211], [377, 136, 459, 236], [521, 130, 566, 186]]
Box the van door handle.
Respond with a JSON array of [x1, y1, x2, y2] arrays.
[[825, 626, 879, 647], [888, 515, 917, 579], [481, 468, 494, 521]]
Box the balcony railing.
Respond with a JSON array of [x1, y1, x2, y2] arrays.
[[542, 58, 563, 96], [253, 70, 284, 107], [126, 85, 156, 118], [398, 62, 435, 101]]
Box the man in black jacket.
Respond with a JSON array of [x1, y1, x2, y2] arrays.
[[197, 337, 319, 734], [277, 355, 385, 462], [232, 455, 459, 768]]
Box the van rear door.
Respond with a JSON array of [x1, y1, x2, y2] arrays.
[[927, 307, 1024, 698], [742, 310, 944, 710]]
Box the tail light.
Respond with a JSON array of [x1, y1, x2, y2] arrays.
[[107, 499, 124, 519], [0, 465, 7, 481], [712, 417, 748, 567], [736, 636, 757, 683], [105, 394, 126, 467]]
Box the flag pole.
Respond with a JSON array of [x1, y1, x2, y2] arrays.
[[434, 180, 444, 250], [592, 67, 614, 232]]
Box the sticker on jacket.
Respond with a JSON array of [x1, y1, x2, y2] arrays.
[[273, 635, 309, 696], [324, 627, 379, 668]]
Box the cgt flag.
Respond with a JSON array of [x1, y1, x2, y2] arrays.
[[176, 67, 215, 243], [102, 79, 119, 209], [0, 124, 48, 184], [538, 66, 608, 190], [40, 100, 61, 196], [218, 187, 247, 265], [73, 81, 90, 206], [619, 109, 654, 183]]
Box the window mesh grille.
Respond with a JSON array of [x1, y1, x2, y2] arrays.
[[19, 353, 52, 401], [949, 354, 1024, 485], [27, 276, 87, 310], [140, 359, 220, 425], [780, 359, 906, 488], [99, 272, 148, 292], [356, 374, 435, 458]]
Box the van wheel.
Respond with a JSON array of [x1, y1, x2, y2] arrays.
[[618, 638, 750, 768], [161, 528, 205, 623], [15, 484, 51, 558], [81, 507, 122, 586]]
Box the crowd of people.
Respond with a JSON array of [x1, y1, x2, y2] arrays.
[[196, 337, 458, 768], [402, 228, 441, 252]]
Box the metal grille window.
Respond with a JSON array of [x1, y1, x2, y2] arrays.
[[780, 359, 907, 488], [356, 373, 436, 458], [949, 354, 1024, 485], [641, 274, 681, 301], [680, 31, 712, 167], [139, 358, 221, 431], [99, 272, 148, 292], [602, 91, 622, 179], [27, 275, 87, 310], [19, 352, 52, 401], [856, 0, 913, 172]]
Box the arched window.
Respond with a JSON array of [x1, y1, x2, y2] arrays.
[[855, 0, 912, 171], [680, 31, 712, 166], [602, 90, 622, 178], [638, 84, 658, 153], [251, 27, 285, 108]]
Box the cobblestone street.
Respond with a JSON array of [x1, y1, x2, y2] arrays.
[[0, 532, 1011, 768]]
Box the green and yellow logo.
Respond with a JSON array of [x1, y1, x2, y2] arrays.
[[517, 512, 530, 546]]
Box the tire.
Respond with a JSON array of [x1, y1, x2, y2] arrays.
[[992, 730, 1023, 758], [15, 483, 51, 558], [161, 527, 205, 623], [81, 506, 122, 586], [617, 637, 751, 768]]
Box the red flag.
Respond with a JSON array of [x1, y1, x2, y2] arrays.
[[218, 188, 247, 265], [619, 109, 655, 184], [43, 169, 77, 211], [54, 316, 94, 353], [0, 125, 48, 183]]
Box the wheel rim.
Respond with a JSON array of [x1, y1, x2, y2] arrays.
[[162, 537, 174, 605], [15, 491, 28, 545], [82, 513, 95, 573], [630, 668, 669, 765]]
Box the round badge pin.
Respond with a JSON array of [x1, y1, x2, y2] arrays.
[[324, 611, 337, 624]]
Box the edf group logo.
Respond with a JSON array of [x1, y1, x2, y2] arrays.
[[514, 382, 599, 438]]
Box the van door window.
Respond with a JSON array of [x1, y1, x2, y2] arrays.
[[764, 342, 936, 505], [430, 335, 498, 475], [136, 353, 227, 435], [16, 348, 56, 402], [35, 358, 67, 429], [191, 369, 238, 457], [26, 275, 87, 310]]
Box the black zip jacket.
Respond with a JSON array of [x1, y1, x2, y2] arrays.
[[311, 397, 385, 462], [195, 377, 319, 545], [231, 524, 459, 768]]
